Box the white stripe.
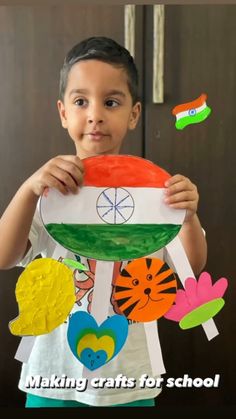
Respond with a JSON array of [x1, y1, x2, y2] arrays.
[[176, 102, 206, 120], [40, 187, 185, 226], [144, 321, 166, 375], [90, 261, 114, 324]]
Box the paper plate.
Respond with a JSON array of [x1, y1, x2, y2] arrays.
[[40, 155, 185, 261]]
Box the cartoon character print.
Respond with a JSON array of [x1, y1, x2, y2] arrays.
[[110, 261, 128, 315], [73, 259, 96, 313], [60, 256, 137, 317], [113, 258, 177, 322], [73, 258, 123, 314]]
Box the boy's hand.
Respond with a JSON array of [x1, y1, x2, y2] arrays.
[[25, 155, 84, 197], [164, 174, 199, 222]]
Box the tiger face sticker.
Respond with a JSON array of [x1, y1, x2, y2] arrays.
[[114, 258, 177, 322]]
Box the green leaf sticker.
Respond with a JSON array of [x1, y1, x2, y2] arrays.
[[62, 258, 88, 271]]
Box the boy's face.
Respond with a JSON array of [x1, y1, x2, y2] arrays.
[[57, 60, 141, 159]]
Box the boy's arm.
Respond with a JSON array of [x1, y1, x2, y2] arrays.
[[0, 183, 39, 269], [0, 155, 83, 270], [164, 174, 207, 275], [178, 214, 207, 275]]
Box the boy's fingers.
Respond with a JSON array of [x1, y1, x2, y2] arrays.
[[165, 174, 185, 187], [165, 181, 197, 196], [165, 174, 196, 190], [45, 174, 69, 195], [56, 155, 84, 172], [167, 200, 197, 211], [164, 191, 197, 204], [43, 187, 49, 197], [55, 159, 84, 186], [46, 166, 79, 193]]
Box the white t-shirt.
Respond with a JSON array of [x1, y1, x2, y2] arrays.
[[18, 209, 164, 406]]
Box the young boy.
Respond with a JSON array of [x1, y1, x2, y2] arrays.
[[0, 37, 207, 407]]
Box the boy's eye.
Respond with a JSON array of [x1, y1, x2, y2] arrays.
[[74, 98, 87, 107], [105, 99, 119, 108]]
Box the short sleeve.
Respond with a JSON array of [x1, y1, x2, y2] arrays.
[[17, 208, 50, 267]]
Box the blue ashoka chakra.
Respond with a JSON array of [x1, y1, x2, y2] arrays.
[[96, 188, 135, 224], [188, 108, 197, 116]]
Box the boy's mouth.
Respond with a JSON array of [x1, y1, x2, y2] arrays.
[[86, 132, 109, 141]]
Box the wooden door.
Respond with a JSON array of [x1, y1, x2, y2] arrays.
[[144, 4, 236, 408], [0, 4, 144, 407]]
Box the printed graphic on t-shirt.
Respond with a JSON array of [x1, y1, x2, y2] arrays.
[[62, 256, 137, 325], [68, 257, 123, 314]]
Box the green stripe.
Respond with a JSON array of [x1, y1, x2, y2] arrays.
[[175, 106, 211, 130], [46, 223, 181, 261]]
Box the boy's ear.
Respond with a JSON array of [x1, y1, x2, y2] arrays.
[[57, 100, 68, 129], [128, 101, 142, 130]]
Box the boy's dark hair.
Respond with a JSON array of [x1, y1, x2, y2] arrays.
[[59, 36, 139, 104]]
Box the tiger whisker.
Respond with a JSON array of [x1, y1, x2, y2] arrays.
[[138, 297, 149, 310]]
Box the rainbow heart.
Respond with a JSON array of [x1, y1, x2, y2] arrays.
[[67, 312, 128, 370]]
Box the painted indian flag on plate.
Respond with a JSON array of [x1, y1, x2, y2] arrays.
[[172, 93, 211, 130], [40, 155, 185, 261]]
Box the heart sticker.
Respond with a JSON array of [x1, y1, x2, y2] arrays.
[[67, 311, 128, 370]]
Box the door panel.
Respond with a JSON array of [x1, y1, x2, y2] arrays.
[[144, 5, 236, 407]]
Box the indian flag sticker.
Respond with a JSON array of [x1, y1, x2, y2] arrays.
[[172, 93, 211, 130], [40, 155, 186, 261]]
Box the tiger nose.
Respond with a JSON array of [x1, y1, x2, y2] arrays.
[[144, 288, 151, 295]]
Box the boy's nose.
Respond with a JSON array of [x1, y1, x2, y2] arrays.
[[87, 104, 104, 124], [88, 117, 103, 124]]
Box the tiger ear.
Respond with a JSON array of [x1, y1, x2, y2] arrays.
[[145, 258, 152, 269], [121, 269, 132, 277]]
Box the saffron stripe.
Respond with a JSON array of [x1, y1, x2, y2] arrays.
[[83, 155, 170, 187], [176, 102, 206, 121], [172, 93, 207, 115]]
